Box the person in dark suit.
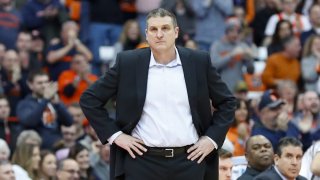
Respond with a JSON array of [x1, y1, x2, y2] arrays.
[[80, 8, 236, 180], [254, 137, 307, 180], [238, 135, 274, 180]]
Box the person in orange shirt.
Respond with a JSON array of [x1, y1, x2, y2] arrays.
[[58, 53, 97, 105]]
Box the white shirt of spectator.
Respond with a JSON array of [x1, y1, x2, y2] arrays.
[[300, 141, 320, 180]]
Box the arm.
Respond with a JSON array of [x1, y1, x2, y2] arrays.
[[47, 43, 74, 64], [80, 56, 120, 144], [53, 103, 73, 126], [210, 42, 234, 71], [206, 53, 237, 147], [261, 56, 277, 88], [16, 99, 49, 128], [74, 40, 93, 61], [311, 152, 320, 176], [212, 0, 233, 16]]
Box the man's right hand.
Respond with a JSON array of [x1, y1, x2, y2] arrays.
[[114, 133, 147, 158]]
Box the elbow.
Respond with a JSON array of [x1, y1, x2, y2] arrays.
[[47, 54, 56, 64]]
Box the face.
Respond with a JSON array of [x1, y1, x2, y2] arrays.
[[62, 23, 79, 42], [235, 101, 248, 123], [284, 38, 301, 58], [0, 149, 9, 161], [309, 5, 320, 26], [278, 84, 296, 102], [282, 0, 298, 14], [275, 145, 303, 179], [303, 91, 320, 113], [226, 26, 241, 43], [0, 164, 15, 180], [28, 75, 49, 98], [68, 106, 85, 126], [260, 106, 282, 129], [16, 32, 32, 52], [0, 98, 10, 120], [127, 21, 140, 41], [57, 160, 80, 180], [71, 55, 89, 74], [278, 22, 292, 39], [146, 16, 179, 53], [2, 50, 19, 71], [76, 149, 90, 170], [218, 158, 233, 180], [312, 37, 320, 54], [32, 146, 41, 170], [41, 154, 57, 177], [246, 136, 274, 171], [61, 125, 77, 144]]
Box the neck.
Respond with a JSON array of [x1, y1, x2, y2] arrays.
[[152, 47, 176, 65]]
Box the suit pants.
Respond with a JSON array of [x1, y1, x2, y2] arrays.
[[124, 151, 206, 180]]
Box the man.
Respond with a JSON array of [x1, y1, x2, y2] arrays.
[[238, 135, 274, 180], [67, 103, 86, 139], [300, 4, 320, 45], [56, 158, 80, 180], [0, 160, 15, 180], [16, 70, 73, 149], [300, 140, 320, 179], [254, 137, 307, 180], [80, 8, 236, 180], [218, 149, 233, 180]]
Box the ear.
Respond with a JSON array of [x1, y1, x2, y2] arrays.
[[145, 29, 148, 42], [274, 154, 279, 166], [27, 81, 32, 90], [175, 27, 179, 39]]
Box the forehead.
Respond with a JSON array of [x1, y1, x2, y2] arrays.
[[33, 75, 49, 82], [219, 158, 233, 166], [250, 137, 270, 146], [281, 145, 303, 155], [147, 16, 174, 28]]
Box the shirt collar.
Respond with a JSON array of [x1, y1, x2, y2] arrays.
[[149, 47, 181, 67], [274, 165, 295, 180]]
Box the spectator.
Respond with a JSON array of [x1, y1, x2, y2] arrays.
[[16, 130, 42, 147], [16, 70, 73, 149], [276, 80, 298, 118], [68, 143, 96, 180], [12, 143, 40, 180], [254, 137, 307, 180], [0, 160, 15, 180], [210, 19, 255, 92], [301, 35, 320, 92], [300, 140, 320, 179], [56, 158, 80, 180], [267, 19, 293, 55], [67, 103, 86, 139], [0, 138, 10, 161], [238, 135, 274, 180], [264, 0, 311, 45], [58, 53, 97, 105], [251, 90, 301, 149], [46, 21, 92, 81], [90, 141, 110, 180], [301, 4, 320, 45], [192, 0, 233, 51], [54, 124, 77, 151], [39, 150, 57, 180], [0, 95, 22, 151], [261, 36, 301, 89], [0, 0, 22, 50], [21, 0, 68, 45], [218, 149, 233, 180]]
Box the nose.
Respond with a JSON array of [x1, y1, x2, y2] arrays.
[[156, 30, 164, 38]]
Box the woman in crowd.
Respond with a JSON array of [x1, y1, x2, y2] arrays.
[[68, 143, 96, 180], [267, 19, 293, 55], [226, 99, 251, 156], [12, 143, 41, 180], [39, 150, 57, 180], [301, 35, 320, 93]]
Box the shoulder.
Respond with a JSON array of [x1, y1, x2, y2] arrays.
[[297, 175, 308, 180], [254, 167, 279, 180]]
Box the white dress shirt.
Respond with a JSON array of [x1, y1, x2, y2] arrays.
[[109, 48, 217, 148]]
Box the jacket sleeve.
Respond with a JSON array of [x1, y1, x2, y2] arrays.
[[79, 55, 121, 144], [261, 57, 277, 88], [205, 53, 237, 148], [54, 103, 73, 126], [16, 99, 49, 128]]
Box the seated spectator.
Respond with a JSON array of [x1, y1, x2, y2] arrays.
[[39, 150, 57, 180], [261, 36, 301, 89], [90, 141, 110, 180], [67, 103, 86, 139], [0, 138, 10, 161], [276, 80, 298, 118], [0, 95, 22, 151], [218, 149, 233, 180], [227, 99, 251, 156], [300, 140, 320, 179], [16, 70, 73, 149], [0, 160, 15, 180], [12, 143, 40, 180], [254, 137, 307, 180], [68, 143, 97, 179], [46, 21, 92, 81], [16, 130, 42, 147], [301, 35, 320, 92], [56, 158, 80, 180], [238, 135, 274, 180], [267, 20, 293, 56], [54, 124, 77, 151], [58, 53, 97, 105], [251, 90, 301, 149]]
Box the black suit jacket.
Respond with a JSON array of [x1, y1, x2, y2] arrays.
[[80, 47, 236, 180], [254, 166, 307, 180]]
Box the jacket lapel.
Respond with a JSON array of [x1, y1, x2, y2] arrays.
[[136, 48, 151, 110]]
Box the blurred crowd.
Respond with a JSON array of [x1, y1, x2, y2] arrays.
[[1, 0, 320, 179]]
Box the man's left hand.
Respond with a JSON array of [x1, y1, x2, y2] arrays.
[[187, 136, 215, 164]]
